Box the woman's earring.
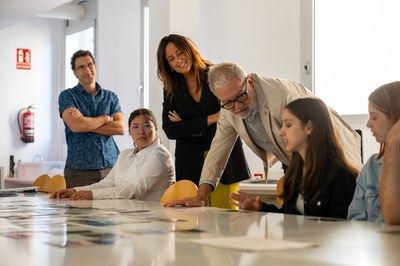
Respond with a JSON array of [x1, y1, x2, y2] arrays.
[[171, 67, 174, 72]]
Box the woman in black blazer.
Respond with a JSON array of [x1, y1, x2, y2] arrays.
[[157, 34, 250, 209], [230, 98, 358, 219]]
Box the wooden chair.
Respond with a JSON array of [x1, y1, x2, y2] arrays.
[[355, 129, 364, 163], [32, 174, 66, 193], [32, 174, 51, 191], [160, 180, 198, 204], [276, 176, 284, 207]]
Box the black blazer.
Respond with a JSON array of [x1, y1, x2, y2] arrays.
[[261, 162, 356, 219], [162, 76, 250, 185]]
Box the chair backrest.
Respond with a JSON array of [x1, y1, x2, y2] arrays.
[[355, 129, 364, 163], [33, 174, 66, 193], [160, 180, 198, 204], [32, 174, 50, 191], [276, 176, 284, 207]]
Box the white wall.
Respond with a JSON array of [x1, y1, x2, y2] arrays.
[[59, 0, 143, 155], [0, 18, 62, 175], [97, 0, 143, 151], [0, 0, 144, 177], [343, 114, 380, 164], [148, 0, 170, 149], [148, 0, 378, 175], [164, 0, 301, 80], [149, 0, 301, 176], [0, 0, 379, 180], [198, 0, 301, 81]]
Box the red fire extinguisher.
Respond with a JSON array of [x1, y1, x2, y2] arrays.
[[18, 105, 35, 143]]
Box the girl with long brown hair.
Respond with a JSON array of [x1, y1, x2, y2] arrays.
[[230, 97, 358, 218]]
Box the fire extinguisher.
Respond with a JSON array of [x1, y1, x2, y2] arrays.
[[18, 105, 35, 143]]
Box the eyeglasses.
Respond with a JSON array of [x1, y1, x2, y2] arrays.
[[220, 77, 248, 110], [129, 123, 153, 134], [74, 62, 95, 72]]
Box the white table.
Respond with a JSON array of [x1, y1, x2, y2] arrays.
[[0, 193, 398, 266], [239, 179, 278, 205]]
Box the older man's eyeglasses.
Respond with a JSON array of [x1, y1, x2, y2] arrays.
[[220, 77, 248, 110], [129, 123, 153, 134], [75, 62, 95, 72]]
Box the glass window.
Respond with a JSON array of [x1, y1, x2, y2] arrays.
[[314, 0, 400, 114], [65, 26, 95, 89], [143, 1, 149, 108]]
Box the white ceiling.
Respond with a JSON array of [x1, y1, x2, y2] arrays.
[[0, 0, 74, 30]]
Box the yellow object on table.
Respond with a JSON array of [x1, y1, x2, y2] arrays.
[[33, 174, 66, 193]]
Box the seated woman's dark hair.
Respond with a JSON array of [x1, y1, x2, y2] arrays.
[[128, 108, 158, 129], [281, 97, 358, 203]]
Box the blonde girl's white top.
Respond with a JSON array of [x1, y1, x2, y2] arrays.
[[75, 138, 175, 201]]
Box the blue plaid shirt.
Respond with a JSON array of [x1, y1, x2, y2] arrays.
[[58, 83, 122, 170]]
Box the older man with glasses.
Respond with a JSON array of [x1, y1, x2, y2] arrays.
[[164, 62, 362, 207], [58, 50, 125, 188]]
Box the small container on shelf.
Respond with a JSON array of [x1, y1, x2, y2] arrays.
[[9, 155, 15, 178]]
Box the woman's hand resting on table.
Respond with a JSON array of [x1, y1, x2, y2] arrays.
[[229, 190, 263, 211], [50, 188, 93, 200]]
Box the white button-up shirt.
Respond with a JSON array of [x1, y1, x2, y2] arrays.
[[76, 138, 175, 201]]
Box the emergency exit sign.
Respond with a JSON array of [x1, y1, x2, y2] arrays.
[[16, 48, 31, 70]]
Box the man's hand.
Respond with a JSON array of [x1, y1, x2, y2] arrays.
[[62, 107, 124, 135], [163, 183, 213, 207], [67, 107, 83, 118], [163, 196, 205, 207]]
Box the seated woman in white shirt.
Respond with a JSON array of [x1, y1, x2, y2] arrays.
[[50, 108, 175, 201]]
